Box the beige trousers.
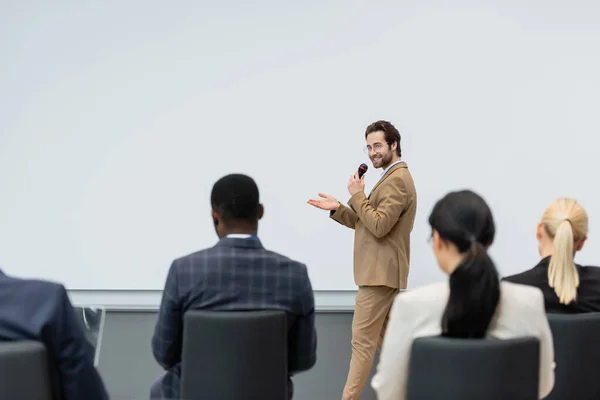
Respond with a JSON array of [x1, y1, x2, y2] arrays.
[[342, 285, 399, 400]]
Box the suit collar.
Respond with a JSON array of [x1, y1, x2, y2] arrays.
[[534, 256, 551, 269], [370, 161, 407, 196], [381, 160, 404, 177], [215, 237, 264, 249]]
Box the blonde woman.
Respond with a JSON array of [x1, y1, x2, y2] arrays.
[[504, 198, 600, 313]]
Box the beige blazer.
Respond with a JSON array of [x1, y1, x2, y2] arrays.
[[371, 281, 555, 400], [331, 162, 416, 289]]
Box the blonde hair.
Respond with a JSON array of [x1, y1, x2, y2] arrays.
[[541, 198, 588, 304]]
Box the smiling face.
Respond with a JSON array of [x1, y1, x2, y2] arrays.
[[366, 130, 397, 169]]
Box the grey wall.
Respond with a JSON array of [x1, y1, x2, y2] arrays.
[[97, 311, 378, 400]]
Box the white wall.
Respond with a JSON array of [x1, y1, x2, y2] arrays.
[[1, 0, 600, 294]]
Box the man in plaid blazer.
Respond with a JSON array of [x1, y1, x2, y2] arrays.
[[150, 174, 317, 399]]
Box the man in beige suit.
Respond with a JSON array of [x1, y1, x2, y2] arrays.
[[308, 120, 417, 399]]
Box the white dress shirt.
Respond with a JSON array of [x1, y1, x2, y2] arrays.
[[371, 281, 555, 400], [225, 234, 253, 239]]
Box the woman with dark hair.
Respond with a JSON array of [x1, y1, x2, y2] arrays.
[[371, 190, 554, 400]]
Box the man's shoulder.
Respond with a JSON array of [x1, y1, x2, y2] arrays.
[[259, 249, 309, 278], [378, 162, 415, 190], [389, 162, 414, 181], [172, 246, 307, 273], [172, 247, 213, 264], [264, 248, 305, 264], [0, 272, 65, 298], [0, 274, 67, 324], [387, 161, 409, 174]]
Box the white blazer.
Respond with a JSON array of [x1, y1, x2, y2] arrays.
[[371, 281, 555, 400]]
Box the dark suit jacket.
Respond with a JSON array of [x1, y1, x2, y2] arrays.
[[0, 269, 109, 400], [151, 237, 317, 399], [503, 256, 600, 313]]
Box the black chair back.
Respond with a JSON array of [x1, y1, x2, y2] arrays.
[[0, 341, 53, 400], [406, 336, 540, 400], [545, 313, 600, 400], [180, 310, 288, 400]]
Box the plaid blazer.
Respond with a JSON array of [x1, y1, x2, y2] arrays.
[[150, 237, 317, 399]]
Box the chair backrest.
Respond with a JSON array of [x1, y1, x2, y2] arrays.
[[180, 310, 288, 400], [406, 336, 540, 400], [0, 341, 53, 400], [545, 312, 600, 400]]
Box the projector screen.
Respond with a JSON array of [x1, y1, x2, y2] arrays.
[[1, 1, 600, 291]]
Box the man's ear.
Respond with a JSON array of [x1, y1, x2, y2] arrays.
[[211, 209, 219, 225], [258, 204, 264, 220]]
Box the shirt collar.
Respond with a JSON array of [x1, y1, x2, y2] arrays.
[[225, 234, 258, 239], [381, 160, 403, 177]]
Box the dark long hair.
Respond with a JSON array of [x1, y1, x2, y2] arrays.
[[428, 190, 500, 338]]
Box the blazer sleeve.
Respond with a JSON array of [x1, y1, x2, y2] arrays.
[[288, 264, 317, 374], [43, 285, 109, 400], [347, 174, 409, 238], [530, 289, 555, 399], [152, 261, 183, 370], [371, 293, 413, 400], [330, 203, 359, 229]]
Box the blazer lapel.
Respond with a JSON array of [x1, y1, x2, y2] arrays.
[[369, 162, 407, 198]]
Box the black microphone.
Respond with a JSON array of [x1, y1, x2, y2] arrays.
[[358, 163, 368, 178]]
